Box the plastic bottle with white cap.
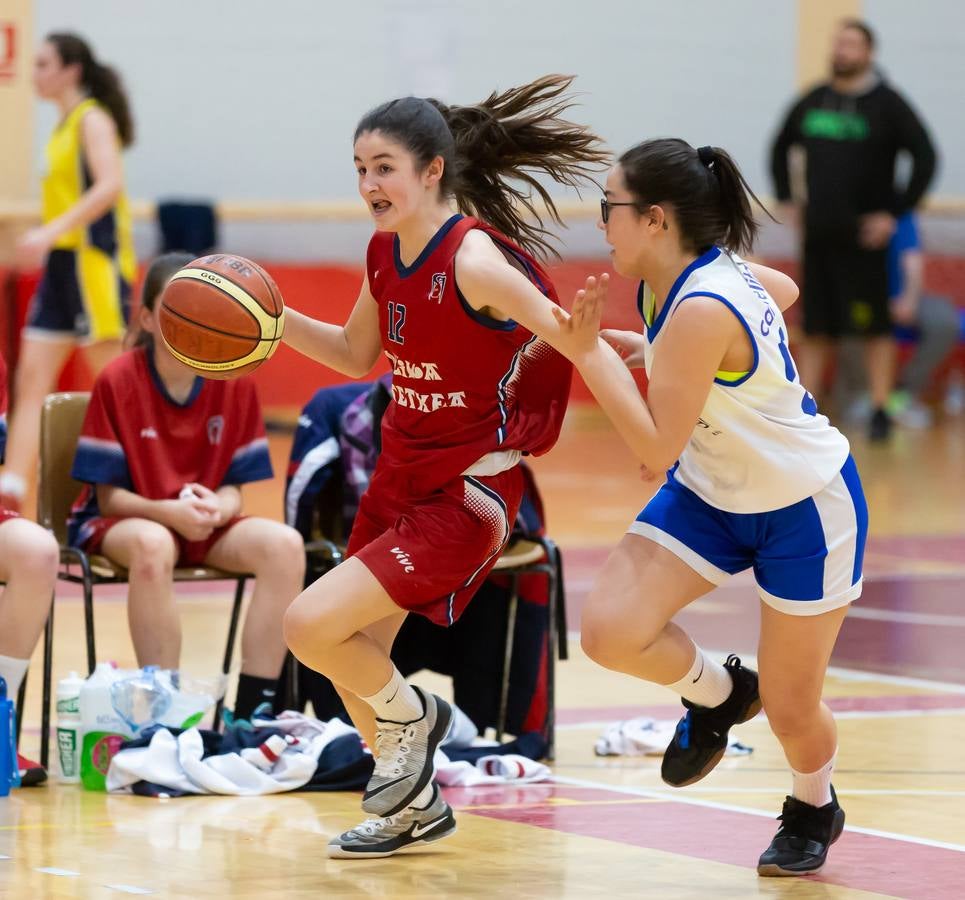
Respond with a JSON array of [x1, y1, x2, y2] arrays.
[[56, 670, 85, 783]]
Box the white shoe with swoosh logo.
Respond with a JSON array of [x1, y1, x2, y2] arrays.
[[362, 686, 453, 816], [328, 785, 456, 858]]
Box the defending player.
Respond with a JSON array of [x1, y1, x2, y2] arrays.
[[68, 254, 305, 720], [554, 139, 866, 876]]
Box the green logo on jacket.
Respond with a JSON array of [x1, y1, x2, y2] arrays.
[[801, 109, 869, 141]]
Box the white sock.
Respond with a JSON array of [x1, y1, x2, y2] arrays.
[[360, 667, 423, 723], [0, 473, 26, 499], [0, 655, 29, 705], [791, 752, 836, 807], [665, 648, 733, 709]]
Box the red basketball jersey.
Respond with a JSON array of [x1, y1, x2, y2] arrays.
[[68, 345, 273, 546], [366, 215, 572, 496]]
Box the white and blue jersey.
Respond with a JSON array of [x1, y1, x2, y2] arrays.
[[631, 247, 867, 614]]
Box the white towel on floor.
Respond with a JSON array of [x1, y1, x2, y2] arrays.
[[106, 716, 359, 795], [432, 748, 551, 786], [594, 717, 753, 757]]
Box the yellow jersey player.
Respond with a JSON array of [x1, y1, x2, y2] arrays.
[[2, 33, 136, 511]]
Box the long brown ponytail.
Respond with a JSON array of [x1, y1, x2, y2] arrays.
[[354, 75, 608, 259], [47, 33, 135, 147]]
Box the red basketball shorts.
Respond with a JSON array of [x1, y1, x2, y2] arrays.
[[81, 516, 246, 567], [348, 466, 524, 626]]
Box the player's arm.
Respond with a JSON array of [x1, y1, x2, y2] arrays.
[[748, 262, 799, 312], [282, 275, 382, 378], [454, 230, 607, 354], [571, 294, 736, 472], [544, 274, 739, 471], [455, 234, 686, 470]]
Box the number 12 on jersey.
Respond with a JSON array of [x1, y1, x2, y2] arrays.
[[387, 301, 407, 345]]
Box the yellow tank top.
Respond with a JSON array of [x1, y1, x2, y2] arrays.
[[42, 98, 137, 280]]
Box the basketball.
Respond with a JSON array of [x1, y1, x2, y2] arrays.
[[157, 254, 285, 379]]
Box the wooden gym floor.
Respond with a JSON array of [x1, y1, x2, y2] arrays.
[[3, 406, 965, 898]]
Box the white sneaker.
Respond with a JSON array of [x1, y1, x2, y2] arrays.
[[362, 686, 452, 817], [328, 786, 456, 858]]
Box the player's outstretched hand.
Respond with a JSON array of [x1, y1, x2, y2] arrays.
[[552, 274, 609, 359], [600, 329, 646, 369]]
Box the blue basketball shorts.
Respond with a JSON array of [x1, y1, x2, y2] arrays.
[[628, 455, 867, 615]]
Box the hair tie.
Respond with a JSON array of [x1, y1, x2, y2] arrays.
[[697, 145, 716, 169]]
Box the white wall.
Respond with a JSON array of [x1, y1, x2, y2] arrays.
[[32, 1, 962, 259]]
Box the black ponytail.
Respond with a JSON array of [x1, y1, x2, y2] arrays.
[[355, 75, 608, 259], [618, 139, 773, 255], [47, 33, 134, 147]]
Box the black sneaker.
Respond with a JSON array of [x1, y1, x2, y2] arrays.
[[869, 407, 892, 442], [661, 654, 761, 787], [758, 787, 845, 876]]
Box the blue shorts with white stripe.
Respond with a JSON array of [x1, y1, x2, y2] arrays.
[[629, 455, 867, 615]]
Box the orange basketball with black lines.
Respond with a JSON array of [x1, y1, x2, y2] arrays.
[[158, 254, 285, 379]]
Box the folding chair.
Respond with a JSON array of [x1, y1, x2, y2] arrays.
[[38, 391, 270, 733], [490, 535, 566, 759], [296, 469, 567, 758]]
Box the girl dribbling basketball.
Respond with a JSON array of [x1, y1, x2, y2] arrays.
[[280, 75, 607, 858]]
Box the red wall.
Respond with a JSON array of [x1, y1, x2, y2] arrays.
[[3, 256, 964, 413]]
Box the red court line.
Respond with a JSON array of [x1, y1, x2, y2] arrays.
[[557, 694, 965, 725], [455, 784, 964, 899]]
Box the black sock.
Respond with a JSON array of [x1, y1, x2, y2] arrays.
[[234, 673, 279, 720]]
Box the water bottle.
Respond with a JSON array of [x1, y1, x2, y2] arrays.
[[79, 662, 132, 791], [0, 677, 18, 796], [110, 666, 171, 734], [56, 671, 85, 783]]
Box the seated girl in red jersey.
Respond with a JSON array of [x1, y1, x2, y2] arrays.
[[68, 253, 305, 720], [0, 352, 59, 784], [279, 76, 610, 858]]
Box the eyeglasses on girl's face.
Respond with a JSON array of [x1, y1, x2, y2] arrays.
[[600, 197, 645, 224]]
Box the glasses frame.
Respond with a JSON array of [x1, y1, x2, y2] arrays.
[[600, 197, 646, 224]]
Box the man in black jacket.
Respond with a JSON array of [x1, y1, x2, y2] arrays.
[[770, 19, 937, 441]]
